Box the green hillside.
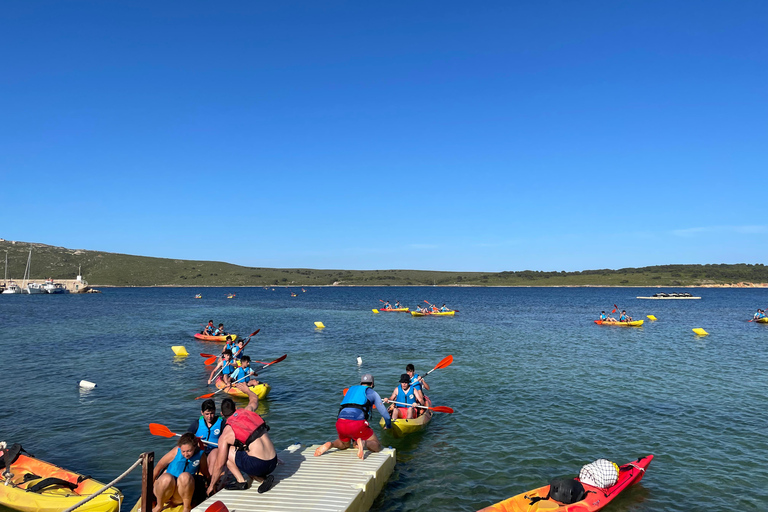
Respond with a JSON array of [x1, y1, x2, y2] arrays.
[[1, 240, 766, 287]]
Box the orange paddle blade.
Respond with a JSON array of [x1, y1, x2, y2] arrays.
[[434, 355, 453, 370], [260, 354, 286, 368], [204, 356, 217, 365], [248, 329, 260, 338], [430, 406, 454, 414], [205, 501, 229, 512], [195, 392, 215, 400], [149, 423, 175, 438], [200, 353, 215, 358]]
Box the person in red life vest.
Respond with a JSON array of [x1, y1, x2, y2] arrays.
[[202, 320, 215, 336], [206, 382, 277, 494], [314, 373, 391, 460], [152, 433, 209, 512]]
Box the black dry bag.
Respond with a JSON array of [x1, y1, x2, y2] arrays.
[[548, 477, 587, 504]]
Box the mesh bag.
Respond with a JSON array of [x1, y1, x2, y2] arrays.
[[579, 459, 619, 489]]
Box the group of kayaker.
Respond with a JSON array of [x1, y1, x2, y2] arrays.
[[207, 339, 260, 388], [416, 303, 451, 313], [753, 309, 766, 320], [201, 320, 229, 336], [314, 363, 432, 460], [380, 300, 403, 310], [152, 382, 277, 512], [598, 309, 633, 322]]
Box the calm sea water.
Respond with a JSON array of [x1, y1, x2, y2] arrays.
[[2, 286, 767, 511]]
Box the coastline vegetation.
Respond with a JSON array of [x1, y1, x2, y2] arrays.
[[1, 240, 766, 287]]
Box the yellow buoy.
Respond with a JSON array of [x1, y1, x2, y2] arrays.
[[647, 315, 657, 321], [314, 322, 325, 329], [692, 328, 708, 336], [372, 309, 379, 314], [171, 346, 189, 356]]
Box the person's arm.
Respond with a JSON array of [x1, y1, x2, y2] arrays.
[[153, 447, 177, 479], [382, 387, 397, 403], [208, 361, 223, 384], [414, 388, 425, 405], [368, 388, 391, 429], [420, 377, 430, 391], [235, 382, 259, 411]]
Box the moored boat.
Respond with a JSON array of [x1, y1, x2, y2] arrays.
[[411, 310, 455, 316], [379, 397, 433, 437], [594, 320, 644, 327], [194, 333, 237, 342], [214, 377, 270, 399], [43, 279, 68, 294], [0, 444, 123, 512], [637, 292, 700, 299], [477, 455, 653, 512], [2, 281, 23, 294]]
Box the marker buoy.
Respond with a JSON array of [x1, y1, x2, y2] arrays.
[[79, 380, 97, 389], [314, 322, 325, 329], [171, 346, 189, 356], [372, 309, 379, 314], [647, 315, 657, 321], [692, 328, 708, 336]]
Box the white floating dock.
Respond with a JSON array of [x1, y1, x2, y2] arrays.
[[192, 444, 396, 512]]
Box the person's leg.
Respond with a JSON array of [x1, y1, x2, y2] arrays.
[[226, 446, 247, 483], [152, 474, 177, 512], [363, 431, 383, 454], [314, 438, 349, 456], [391, 407, 400, 420], [407, 406, 416, 419], [175, 473, 195, 512]]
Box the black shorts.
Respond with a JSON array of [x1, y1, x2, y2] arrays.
[[234, 452, 278, 478], [192, 474, 207, 504]]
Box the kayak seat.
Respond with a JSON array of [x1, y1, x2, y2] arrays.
[[27, 477, 78, 493], [23, 472, 41, 482]]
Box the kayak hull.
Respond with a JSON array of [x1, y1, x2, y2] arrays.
[[0, 453, 123, 512], [380, 397, 433, 437], [756, 318, 768, 323], [378, 308, 410, 312], [477, 455, 653, 512], [594, 320, 644, 327], [411, 311, 455, 316], [194, 333, 237, 342], [214, 377, 271, 400]]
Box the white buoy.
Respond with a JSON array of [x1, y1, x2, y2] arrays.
[[79, 380, 97, 389], [357, 356, 363, 365]]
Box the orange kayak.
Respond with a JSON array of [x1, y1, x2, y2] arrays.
[[194, 333, 237, 342], [477, 455, 653, 512], [594, 320, 643, 327]]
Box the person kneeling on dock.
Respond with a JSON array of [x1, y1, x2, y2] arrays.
[[207, 383, 278, 495], [153, 433, 209, 512], [314, 373, 391, 460]]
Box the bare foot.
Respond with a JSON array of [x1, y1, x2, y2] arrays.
[[314, 442, 332, 457], [356, 438, 364, 460]]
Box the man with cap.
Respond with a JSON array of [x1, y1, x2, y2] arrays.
[[383, 374, 419, 420], [314, 373, 391, 460]]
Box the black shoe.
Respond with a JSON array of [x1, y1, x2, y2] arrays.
[[225, 481, 249, 491], [257, 474, 275, 493]]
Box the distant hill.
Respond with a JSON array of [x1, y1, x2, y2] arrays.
[[1, 240, 766, 287]]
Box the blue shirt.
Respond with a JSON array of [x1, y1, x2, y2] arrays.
[[338, 386, 391, 428]]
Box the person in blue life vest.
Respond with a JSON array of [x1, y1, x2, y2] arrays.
[[382, 301, 391, 310], [314, 373, 391, 460], [384, 374, 419, 420], [394, 301, 402, 309], [619, 310, 633, 322], [202, 320, 215, 336], [206, 383, 278, 495], [187, 399, 223, 464], [405, 363, 429, 406], [231, 339, 246, 363], [231, 356, 260, 387], [208, 349, 235, 386], [152, 433, 209, 512], [754, 309, 765, 320], [214, 323, 228, 336], [440, 303, 450, 312]]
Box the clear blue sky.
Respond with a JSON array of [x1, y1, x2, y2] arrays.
[[2, 1, 766, 271]]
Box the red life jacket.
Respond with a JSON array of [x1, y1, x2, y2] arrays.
[[226, 409, 269, 450]]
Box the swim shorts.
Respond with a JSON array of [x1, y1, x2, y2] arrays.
[[234, 452, 278, 478], [335, 418, 373, 443]]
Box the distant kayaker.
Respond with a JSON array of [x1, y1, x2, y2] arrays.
[[202, 320, 215, 336], [416, 305, 427, 313], [207, 384, 277, 494], [214, 323, 228, 336], [440, 303, 450, 312], [406, 363, 430, 397], [619, 310, 633, 322], [314, 373, 391, 460], [384, 374, 419, 420], [187, 399, 223, 464], [152, 432, 209, 512], [754, 309, 765, 320], [395, 301, 402, 309], [382, 301, 391, 310], [231, 356, 260, 386], [208, 349, 235, 386]]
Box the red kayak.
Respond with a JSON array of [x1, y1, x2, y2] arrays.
[[194, 333, 237, 342]]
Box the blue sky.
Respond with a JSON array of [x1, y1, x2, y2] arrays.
[[2, 1, 766, 272]]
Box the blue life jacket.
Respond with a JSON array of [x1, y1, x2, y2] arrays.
[[222, 360, 235, 376], [340, 385, 372, 419], [194, 416, 223, 448], [396, 385, 416, 406], [166, 447, 203, 478], [600, 314, 607, 320], [409, 374, 422, 391], [232, 367, 252, 384]]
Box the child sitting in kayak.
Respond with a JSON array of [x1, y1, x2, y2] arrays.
[[202, 320, 215, 335], [619, 310, 633, 322], [231, 356, 260, 387], [214, 323, 228, 336], [208, 350, 235, 386], [599, 311, 617, 322], [152, 433, 210, 512]]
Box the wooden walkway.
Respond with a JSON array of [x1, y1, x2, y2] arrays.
[[191, 444, 396, 512]]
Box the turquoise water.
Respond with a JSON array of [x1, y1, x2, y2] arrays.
[[2, 286, 767, 511]]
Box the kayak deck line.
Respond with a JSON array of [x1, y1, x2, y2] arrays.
[[191, 444, 396, 512]]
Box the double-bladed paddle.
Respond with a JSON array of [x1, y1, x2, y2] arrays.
[[197, 354, 287, 400], [387, 400, 454, 413], [205, 329, 260, 368], [423, 354, 453, 377], [149, 423, 218, 445]]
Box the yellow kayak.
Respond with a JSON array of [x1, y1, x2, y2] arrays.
[[379, 398, 433, 437], [214, 377, 271, 399], [0, 448, 123, 512], [594, 320, 644, 327], [194, 333, 237, 342], [411, 310, 455, 316], [756, 317, 768, 323]]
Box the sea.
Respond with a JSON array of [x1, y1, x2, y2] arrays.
[[2, 286, 767, 511]]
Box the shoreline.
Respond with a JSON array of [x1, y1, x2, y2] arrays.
[[88, 283, 768, 288]]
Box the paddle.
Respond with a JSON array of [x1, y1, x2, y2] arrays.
[[205, 501, 228, 512], [387, 401, 454, 413], [423, 354, 453, 377], [206, 329, 260, 374], [149, 423, 218, 446], [200, 353, 215, 358], [197, 354, 287, 399], [195, 371, 257, 400], [204, 356, 218, 365]]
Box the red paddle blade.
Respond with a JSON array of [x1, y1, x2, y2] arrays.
[[433, 355, 453, 370], [149, 423, 175, 438], [261, 354, 287, 368], [204, 356, 217, 365], [200, 353, 215, 358], [195, 392, 215, 400], [248, 329, 260, 338], [430, 406, 454, 414], [424, 300, 431, 304], [205, 501, 229, 512]]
